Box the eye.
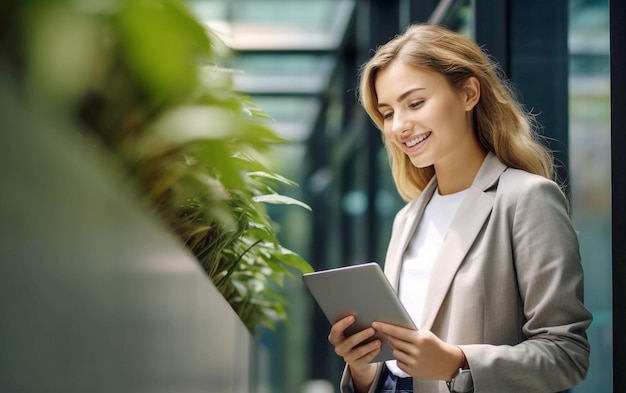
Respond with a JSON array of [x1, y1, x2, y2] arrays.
[[409, 100, 424, 109], [382, 111, 394, 120]]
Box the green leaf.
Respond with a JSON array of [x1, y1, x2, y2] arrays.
[[252, 194, 312, 211], [133, 105, 239, 159], [117, 0, 210, 104], [232, 280, 248, 297], [243, 226, 274, 241], [272, 247, 313, 274], [248, 171, 300, 188]]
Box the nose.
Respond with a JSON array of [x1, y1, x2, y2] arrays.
[[390, 111, 411, 136]]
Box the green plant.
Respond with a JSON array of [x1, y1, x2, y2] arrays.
[[7, 0, 312, 335]]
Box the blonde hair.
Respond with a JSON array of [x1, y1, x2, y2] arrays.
[[359, 24, 555, 201]]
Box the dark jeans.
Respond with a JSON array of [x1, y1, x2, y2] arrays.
[[377, 368, 413, 393]]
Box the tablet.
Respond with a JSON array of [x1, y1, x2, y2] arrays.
[[302, 262, 417, 363]]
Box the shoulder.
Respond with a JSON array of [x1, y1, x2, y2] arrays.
[[499, 167, 557, 187], [496, 168, 567, 204], [475, 152, 565, 202], [493, 168, 572, 227]]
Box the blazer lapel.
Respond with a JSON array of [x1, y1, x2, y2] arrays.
[[420, 152, 506, 331]]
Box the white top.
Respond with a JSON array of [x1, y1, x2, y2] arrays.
[[386, 187, 468, 377]]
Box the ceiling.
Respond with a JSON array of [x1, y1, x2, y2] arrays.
[[188, 0, 356, 144]]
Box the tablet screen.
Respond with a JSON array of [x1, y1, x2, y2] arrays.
[[303, 262, 417, 363]]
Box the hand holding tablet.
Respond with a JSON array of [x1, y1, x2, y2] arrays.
[[303, 262, 417, 363]]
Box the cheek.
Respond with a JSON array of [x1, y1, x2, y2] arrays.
[[430, 103, 466, 130]]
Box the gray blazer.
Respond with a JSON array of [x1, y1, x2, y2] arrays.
[[340, 152, 592, 393]]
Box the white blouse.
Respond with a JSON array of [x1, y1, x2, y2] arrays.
[[386, 187, 468, 377]]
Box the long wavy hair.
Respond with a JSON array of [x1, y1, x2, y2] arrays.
[[359, 24, 555, 201]]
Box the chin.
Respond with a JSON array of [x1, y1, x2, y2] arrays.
[[409, 159, 433, 169]]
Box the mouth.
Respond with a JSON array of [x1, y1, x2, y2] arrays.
[[405, 132, 432, 147]]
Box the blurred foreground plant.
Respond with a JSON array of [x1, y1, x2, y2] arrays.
[[6, 0, 312, 334]]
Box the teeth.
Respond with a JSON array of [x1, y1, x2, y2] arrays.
[[406, 132, 430, 147]]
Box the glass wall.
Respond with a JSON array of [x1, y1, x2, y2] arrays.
[[568, 0, 612, 391]]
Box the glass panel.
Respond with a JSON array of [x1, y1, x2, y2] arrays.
[[568, 0, 612, 391], [250, 96, 321, 143], [230, 54, 335, 95], [188, 0, 355, 50], [429, 0, 472, 37]]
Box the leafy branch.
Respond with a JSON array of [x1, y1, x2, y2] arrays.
[[10, 0, 313, 335]]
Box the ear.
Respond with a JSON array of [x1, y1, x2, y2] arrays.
[[461, 76, 480, 111]]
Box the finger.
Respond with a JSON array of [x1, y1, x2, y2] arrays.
[[344, 338, 382, 364], [373, 321, 413, 341], [328, 315, 355, 344], [384, 335, 414, 361], [392, 342, 419, 362], [335, 326, 377, 357], [345, 326, 377, 348]]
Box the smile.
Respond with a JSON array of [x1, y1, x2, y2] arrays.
[[405, 132, 431, 147]]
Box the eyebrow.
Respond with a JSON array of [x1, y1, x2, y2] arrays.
[[377, 88, 425, 108]]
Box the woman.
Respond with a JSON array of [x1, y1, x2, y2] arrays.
[[327, 24, 592, 393]]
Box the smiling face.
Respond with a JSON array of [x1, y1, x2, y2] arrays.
[[374, 61, 482, 173]]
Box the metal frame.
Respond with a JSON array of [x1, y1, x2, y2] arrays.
[[611, 0, 625, 390], [429, 0, 469, 26]]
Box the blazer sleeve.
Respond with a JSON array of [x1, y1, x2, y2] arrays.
[[339, 362, 385, 393], [463, 174, 592, 393]]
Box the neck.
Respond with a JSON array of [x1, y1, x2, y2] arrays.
[[434, 144, 487, 195]]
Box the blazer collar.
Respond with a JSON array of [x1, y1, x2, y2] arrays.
[[468, 151, 507, 192], [386, 152, 507, 330]]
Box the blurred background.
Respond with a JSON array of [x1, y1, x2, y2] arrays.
[[0, 0, 614, 392]]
